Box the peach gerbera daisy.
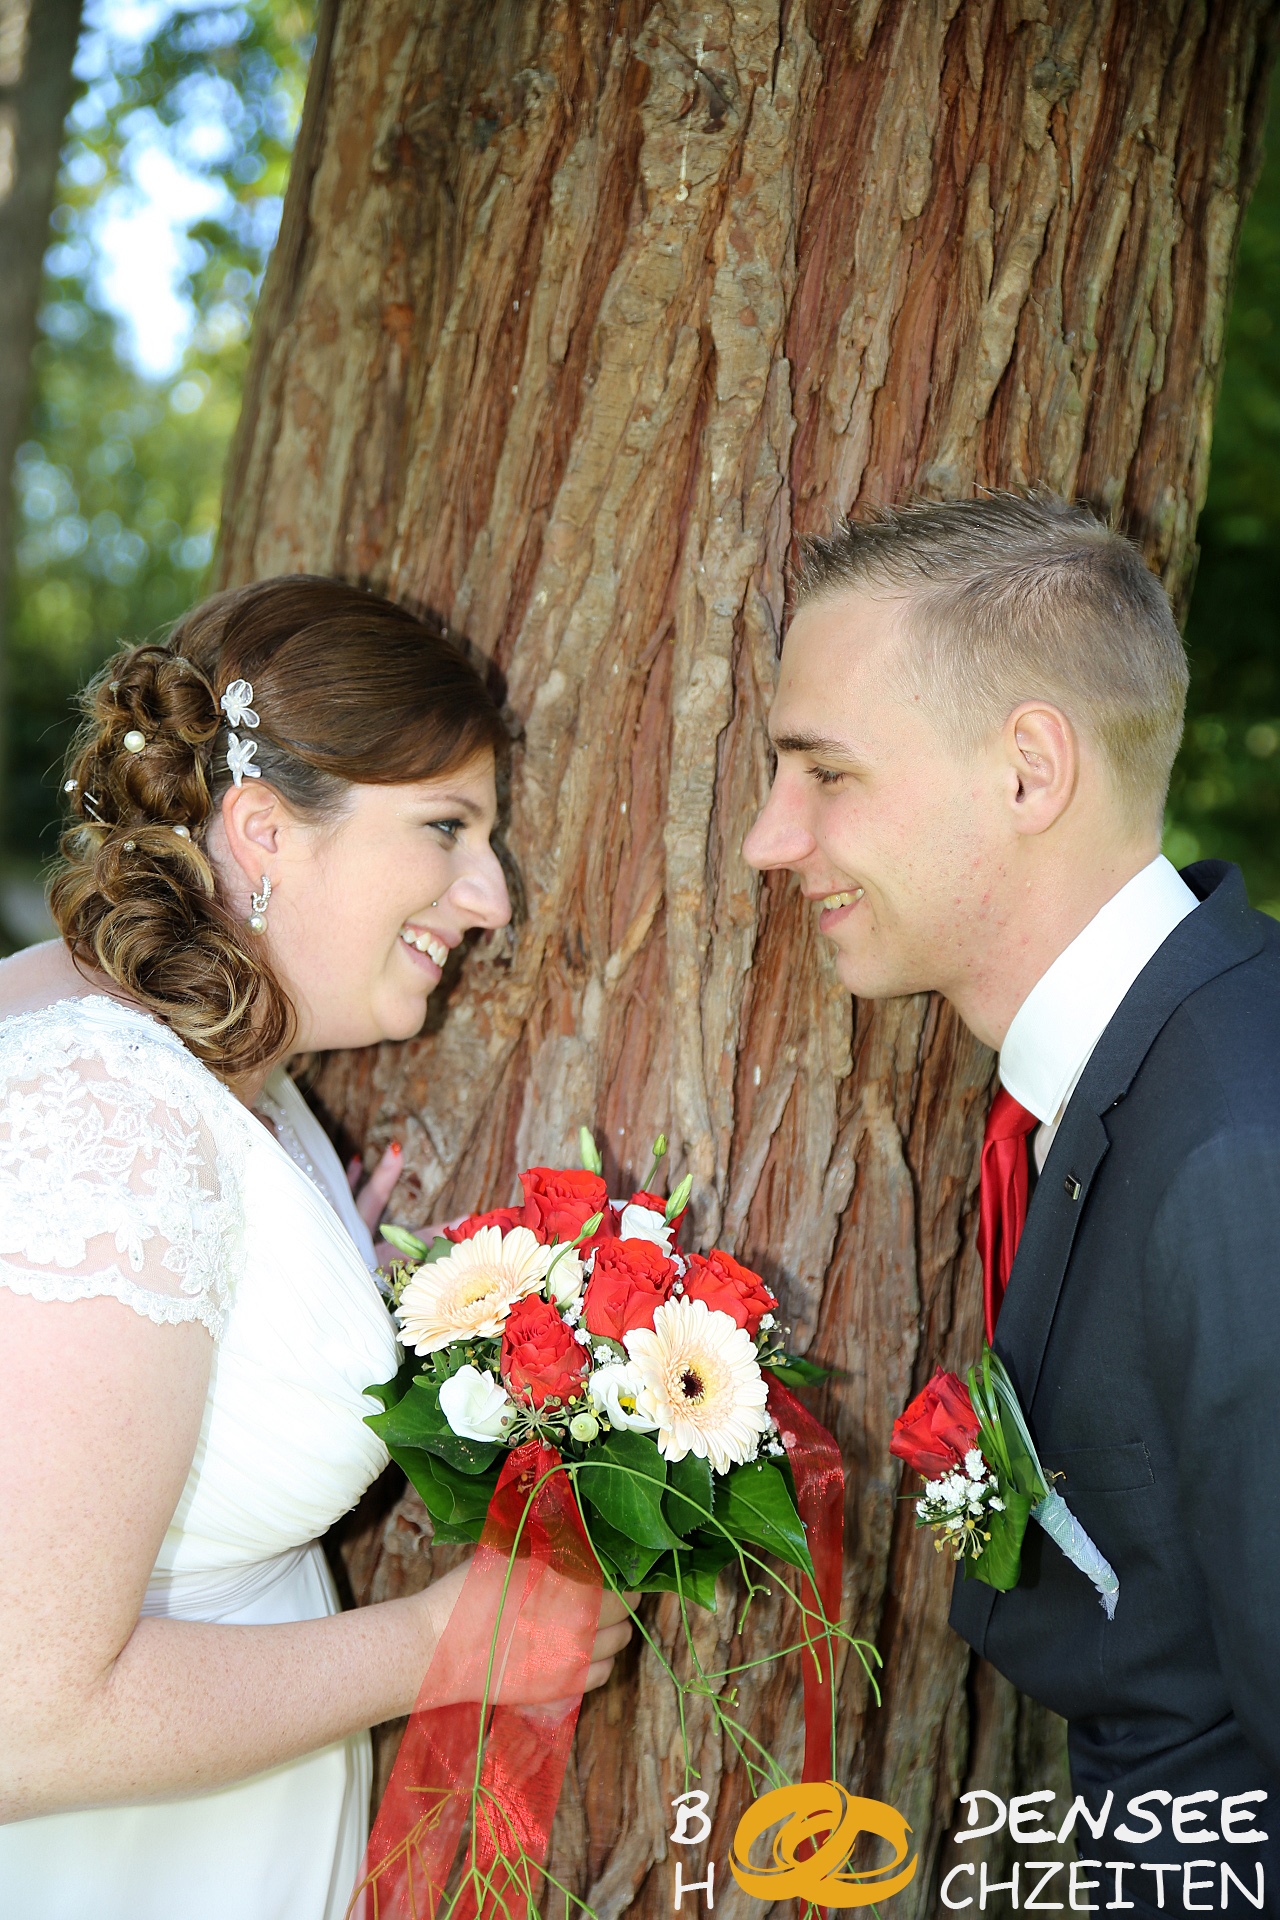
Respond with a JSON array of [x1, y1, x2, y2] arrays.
[[397, 1224, 554, 1355], [623, 1295, 770, 1473]]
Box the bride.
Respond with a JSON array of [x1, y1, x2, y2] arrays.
[[0, 575, 633, 1918]]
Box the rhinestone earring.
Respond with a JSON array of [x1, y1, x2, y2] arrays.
[[247, 874, 272, 933]]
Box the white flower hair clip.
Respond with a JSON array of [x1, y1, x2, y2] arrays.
[[220, 679, 262, 786], [220, 679, 259, 730], [226, 733, 261, 787]]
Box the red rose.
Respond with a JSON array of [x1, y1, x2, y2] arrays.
[[583, 1239, 678, 1340], [630, 1188, 688, 1233], [890, 1371, 982, 1480], [680, 1249, 778, 1336], [499, 1296, 588, 1409], [519, 1167, 615, 1253], [444, 1206, 524, 1243]]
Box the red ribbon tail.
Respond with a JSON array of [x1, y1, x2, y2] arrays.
[[350, 1442, 602, 1920], [764, 1373, 845, 1786]]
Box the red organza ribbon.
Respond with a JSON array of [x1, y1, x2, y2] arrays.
[[350, 1441, 602, 1920], [764, 1373, 845, 1783]]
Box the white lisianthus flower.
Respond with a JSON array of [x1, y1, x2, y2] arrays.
[[543, 1244, 586, 1311], [617, 1202, 674, 1254], [624, 1296, 770, 1473], [587, 1360, 660, 1432], [397, 1225, 552, 1355], [438, 1366, 516, 1442]]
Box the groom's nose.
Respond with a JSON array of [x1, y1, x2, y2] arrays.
[[742, 778, 816, 872]]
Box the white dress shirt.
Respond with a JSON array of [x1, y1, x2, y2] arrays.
[[999, 855, 1199, 1171]]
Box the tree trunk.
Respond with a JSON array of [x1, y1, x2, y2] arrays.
[[217, 2, 1277, 1911], [0, 0, 84, 848]]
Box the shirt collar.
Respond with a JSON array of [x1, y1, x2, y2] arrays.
[[998, 855, 1199, 1126]]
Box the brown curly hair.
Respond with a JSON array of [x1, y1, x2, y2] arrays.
[[49, 576, 508, 1081]]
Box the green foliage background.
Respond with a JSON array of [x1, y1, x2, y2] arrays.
[[4, 17, 1280, 920], [4, 0, 311, 874], [1165, 68, 1280, 912]]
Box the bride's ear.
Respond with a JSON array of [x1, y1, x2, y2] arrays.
[[218, 781, 289, 891]]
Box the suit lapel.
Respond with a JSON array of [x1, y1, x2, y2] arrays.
[[993, 863, 1264, 1410]]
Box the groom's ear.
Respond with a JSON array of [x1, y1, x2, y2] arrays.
[[1004, 701, 1077, 835]]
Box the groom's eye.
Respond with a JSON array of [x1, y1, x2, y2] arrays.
[[809, 765, 846, 788]]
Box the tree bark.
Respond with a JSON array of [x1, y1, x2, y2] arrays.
[[0, 0, 84, 849], [217, 3, 1277, 1912]]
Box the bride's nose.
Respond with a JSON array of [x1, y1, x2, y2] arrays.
[[449, 844, 512, 930]]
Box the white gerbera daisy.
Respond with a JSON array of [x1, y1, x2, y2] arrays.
[[623, 1296, 770, 1473], [397, 1224, 553, 1355]]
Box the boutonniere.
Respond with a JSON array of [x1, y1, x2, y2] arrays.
[[891, 1349, 1119, 1618]]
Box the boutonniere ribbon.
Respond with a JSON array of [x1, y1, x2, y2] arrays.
[[891, 1349, 1119, 1619]]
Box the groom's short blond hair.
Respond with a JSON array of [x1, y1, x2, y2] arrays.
[[796, 491, 1188, 829]]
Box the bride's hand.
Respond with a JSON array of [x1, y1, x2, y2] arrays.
[[346, 1145, 467, 1263], [411, 1563, 637, 1704], [347, 1142, 404, 1258]]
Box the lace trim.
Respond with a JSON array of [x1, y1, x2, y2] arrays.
[[0, 996, 248, 1339], [0, 1261, 228, 1336]]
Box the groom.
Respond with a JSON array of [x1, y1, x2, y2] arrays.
[[743, 492, 1279, 1914]]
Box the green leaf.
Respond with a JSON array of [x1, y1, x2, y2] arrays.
[[579, 1512, 665, 1587], [364, 1371, 406, 1412], [716, 1460, 814, 1575], [579, 1126, 603, 1175], [641, 1539, 739, 1611], [367, 1377, 502, 1474], [386, 1444, 498, 1533], [964, 1490, 1033, 1591], [576, 1431, 682, 1550], [664, 1452, 714, 1536], [382, 1223, 429, 1260], [767, 1355, 830, 1386]]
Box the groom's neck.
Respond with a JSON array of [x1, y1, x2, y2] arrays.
[[942, 836, 1162, 1053]]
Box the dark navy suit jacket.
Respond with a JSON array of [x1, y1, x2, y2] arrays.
[[950, 862, 1280, 1912]]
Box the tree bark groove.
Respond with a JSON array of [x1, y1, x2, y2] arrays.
[[219, 3, 1277, 1910]]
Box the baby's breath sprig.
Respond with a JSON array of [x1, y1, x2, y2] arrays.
[[916, 1447, 1007, 1561]]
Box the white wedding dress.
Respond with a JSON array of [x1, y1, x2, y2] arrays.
[[0, 993, 401, 1919]]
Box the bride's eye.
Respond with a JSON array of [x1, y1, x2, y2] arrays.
[[427, 818, 465, 843]]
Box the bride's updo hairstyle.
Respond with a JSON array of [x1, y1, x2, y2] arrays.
[[49, 575, 507, 1080]]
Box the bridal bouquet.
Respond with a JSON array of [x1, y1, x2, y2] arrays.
[[891, 1349, 1119, 1618], [369, 1130, 828, 1608], [353, 1132, 863, 1920]]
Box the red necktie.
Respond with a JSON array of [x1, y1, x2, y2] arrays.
[[977, 1088, 1039, 1343]]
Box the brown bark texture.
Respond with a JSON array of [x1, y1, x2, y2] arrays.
[[217, 2, 1276, 1913]]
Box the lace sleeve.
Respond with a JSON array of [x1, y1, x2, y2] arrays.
[[0, 1000, 245, 1339]]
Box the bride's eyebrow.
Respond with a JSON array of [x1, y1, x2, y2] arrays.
[[421, 793, 483, 818]]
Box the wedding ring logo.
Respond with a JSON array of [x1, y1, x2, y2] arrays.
[[729, 1782, 918, 1908]]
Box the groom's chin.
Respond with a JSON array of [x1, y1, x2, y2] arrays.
[[828, 940, 925, 1003]]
